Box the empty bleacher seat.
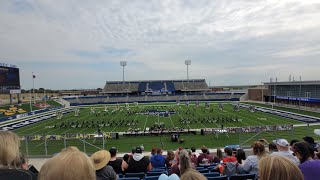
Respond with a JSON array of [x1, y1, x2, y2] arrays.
[[119, 178, 140, 180], [202, 172, 220, 177], [124, 172, 145, 179], [197, 168, 209, 173], [229, 174, 256, 180], [147, 171, 165, 176], [207, 176, 228, 180], [144, 176, 161, 180]]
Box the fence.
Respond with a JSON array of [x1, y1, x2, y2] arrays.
[[19, 124, 319, 156]]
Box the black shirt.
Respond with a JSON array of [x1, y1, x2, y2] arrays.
[[107, 159, 123, 174], [127, 156, 150, 173]]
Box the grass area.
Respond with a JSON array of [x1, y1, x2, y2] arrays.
[[18, 125, 320, 156], [11, 102, 315, 155], [243, 102, 320, 118]]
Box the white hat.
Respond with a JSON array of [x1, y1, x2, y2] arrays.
[[273, 139, 289, 147]]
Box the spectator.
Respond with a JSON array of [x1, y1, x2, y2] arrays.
[[272, 138, 299, 164], [268, 142, 278, 153], [258, 155, 303, 180], [150, 148, 166, 168], [217, 147, 238, 176], [186, 149, 197, 168], [290, 139, 299, 152], [14, 153, 38, 179], [123, 154, 130, 164], [213, 148, 223, 163], [149, 147, 157, 160], [190, 147, 198, 157], [238, 141, 268, 174], [197, 146, 213, 165], [0, 131, 35, 180], [180, 169, 207, 180], [303, 136, 318, 152], [169, 149, 192, 177], [127, 147, 152, 173], [0, 131, 20, 168], [107, 147, 128, 174], [292, 142, 320, 180], [91, 150, 117, 180], [235, 149, 246, 164], [38, 146, 96, 180], [165, 151, 175, 167]]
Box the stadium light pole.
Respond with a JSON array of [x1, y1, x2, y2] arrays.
[[299, 76, 302, 109], [185, 60, 191, 81], [120, 61, 127, 83]]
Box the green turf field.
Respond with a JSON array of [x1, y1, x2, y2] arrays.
[[12, 102, 320, 156]]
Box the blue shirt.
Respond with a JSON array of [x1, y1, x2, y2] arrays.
[[150, 154, 166, 168]]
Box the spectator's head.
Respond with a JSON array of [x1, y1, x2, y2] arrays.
[[258, 155, 303, 180], [290, 139, 299, 146], [186, 149, 192, 157], [123, 154, 129, 163], [236, 149, 246, 164], [39, 146, 95, 180], [151, 147, 157, 155], [131, 147, 136, 154], [135, 146, 143, 154], [179, 149, 192, 176], [273, 139, 290, 151], [216, 148, 223, 159], [292, 142, 313, 163], [180, 169, 206, 180], [166, 151, 174, 160], [268, 142, 278, 152], [90, 150, 111, 171], [14, 153, 28, 170], [224, 147, 233, 156], [232, 148, 237, 156], [109, 147, 117, 157], [252, 141, 268, 158], [303, 136, 315, 144], [191, 147, 196, 153], [0, 131, 20, 167], [201, 146, 208, 154], [156, 148, 162, 154]]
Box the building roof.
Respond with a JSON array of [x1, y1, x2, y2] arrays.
[[264, 80, 320, 86]]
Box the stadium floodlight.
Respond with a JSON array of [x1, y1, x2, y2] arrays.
[[120, 61, 127, 82], [185, 60, 191, 81]]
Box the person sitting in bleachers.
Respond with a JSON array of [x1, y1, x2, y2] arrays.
[[169, 149, 192, 177], [165, 151, 175, 168], [292, 142, 320, 180], [238, 141, 268, 175], [38, 146, 96, 180], [107, 147, 128, 175], [0, 131, 36, 180], [272, 139, 299, 165], [213, 148, 223, 163], [150, 148, 166, 168], [217, 147, 238, 176], [127, 147, 152, 173], [91, 149, 117, 180], [197, 146, 213, 165], [258, 155, 303, 180]]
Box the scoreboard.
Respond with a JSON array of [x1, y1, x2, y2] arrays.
[[0, 66, 20, 88]]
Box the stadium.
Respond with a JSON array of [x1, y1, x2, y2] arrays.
[[1, 64, 320, 157]]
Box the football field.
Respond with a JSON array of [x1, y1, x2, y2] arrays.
[[12, 102, 320, 155]]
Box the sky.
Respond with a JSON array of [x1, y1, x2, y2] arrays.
[[1, 0, 320, 90]]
